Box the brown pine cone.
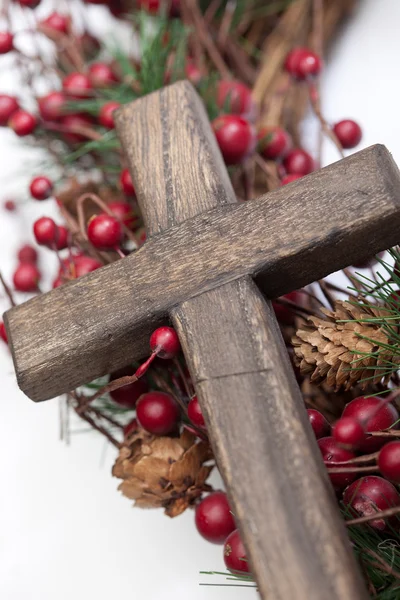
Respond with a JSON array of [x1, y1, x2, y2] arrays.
[[112, 428, 213, 517], [292, 299, 400, 391]]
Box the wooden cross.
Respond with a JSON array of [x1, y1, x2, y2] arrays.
[[5, 81, 400, 599]]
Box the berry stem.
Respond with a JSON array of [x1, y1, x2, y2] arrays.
[[345, 505, 400, 527], [42, 120, 103, 142], [0, 270, 16, 307], [57, 203, 109, 264], [327, 452, 380, 465], [134, 352, 156, 378], [115, 246, 126, 259], [326, 465, 378, 474], [80, 373, 140, 409], [368, 429, 400, 437], [308, 82, 345, 158], [173, 357, 194, 399]]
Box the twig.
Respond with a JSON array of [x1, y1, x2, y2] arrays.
[[203, 0, 222, 23], [0, 271, 16, 307], [79, 374, 140, 409], [217, 0, 236, 51], [346, 505, 400, 527], [76, 407, 121, 448], [173, 357, 193, 400], [184, 0, 231, 78], [362, 548, 400, 581], [318, 279, 336, 309], [308, 82, 345, 158], [327, 465, 378, 474]]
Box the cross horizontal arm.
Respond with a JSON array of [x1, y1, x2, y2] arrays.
[[4, 144, 400, 401]]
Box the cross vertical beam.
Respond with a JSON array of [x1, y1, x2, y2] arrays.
[[115, 81, 368, 600]]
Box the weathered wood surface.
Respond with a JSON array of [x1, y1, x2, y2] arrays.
[[5, 141, 400, 402], [173, 278, 367, 600], [116, 81, 367, 599]]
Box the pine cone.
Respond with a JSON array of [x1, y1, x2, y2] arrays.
[[112, 428, 213, 517], [292, 300, 400, 391]]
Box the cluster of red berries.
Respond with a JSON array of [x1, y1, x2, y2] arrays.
[[208, 60, 361, 183], [308, 396, 400, 531], [106, 324, 248, 573], [33, 217, 68, 250], [195, 491, 249, 573], [12, 244, 41, 293]]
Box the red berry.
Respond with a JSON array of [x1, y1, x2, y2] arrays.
[[0, 32, 13, 55], [107, 201, 137, 228], [120, 169, 135, 196], [3, 199, 16, 211], [88, 62, 119, 88], [137, 0, 180, 16], [149, 326, 180, 359], [41, 12, 70, 34], [0, 322, 8, 344], [188, 396, 205, 428], [285, 47, 322, 80], [258, 126, 291, 160], [123, 418, 138, 437], [30, 176, 53, 200], [378, 441, 400, 483], [212, 115, 256, 165], [195, 492, 235, 544], [216, 80, 254, 116], [73, 255, 102, 277], [17, 244, 38, 264], [110, 373, 149, 408], [343, 476, 400, 531], [87, 214, 123, 249], [342, 396, 399, 453], [60, 113, 94, 143], [223, 529, 249, 573], [18, 0, 41, 6], [62, 72, 92, 98], [283, 148, 314, 175], [272, 290, 301, 325], [136, 391, 180, 435], [307, 409, 330, 439], [8, 110, 37, 136], [33, 216, 57, 246], [13, 263, 41, 292], [55, 225, 68, 250], [53, 276, 63, 288], [185, 60, 202, 85], [0, 95, 19, 126], [281, 173, 302, 186], [333, 119, 362, 149], [38, 91, 65, 121], [317, 436, 356, 491], [333, 417, 366, 451], [99, 101, 121, 128]]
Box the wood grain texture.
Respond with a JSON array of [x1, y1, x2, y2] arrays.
[[172, 278, 367, 600], [5, 142, 400, 402], [119, 81, 367, 599], [115, 79, 237, 233]]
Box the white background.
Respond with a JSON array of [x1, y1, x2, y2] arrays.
[[0, 1, 399, 598]]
